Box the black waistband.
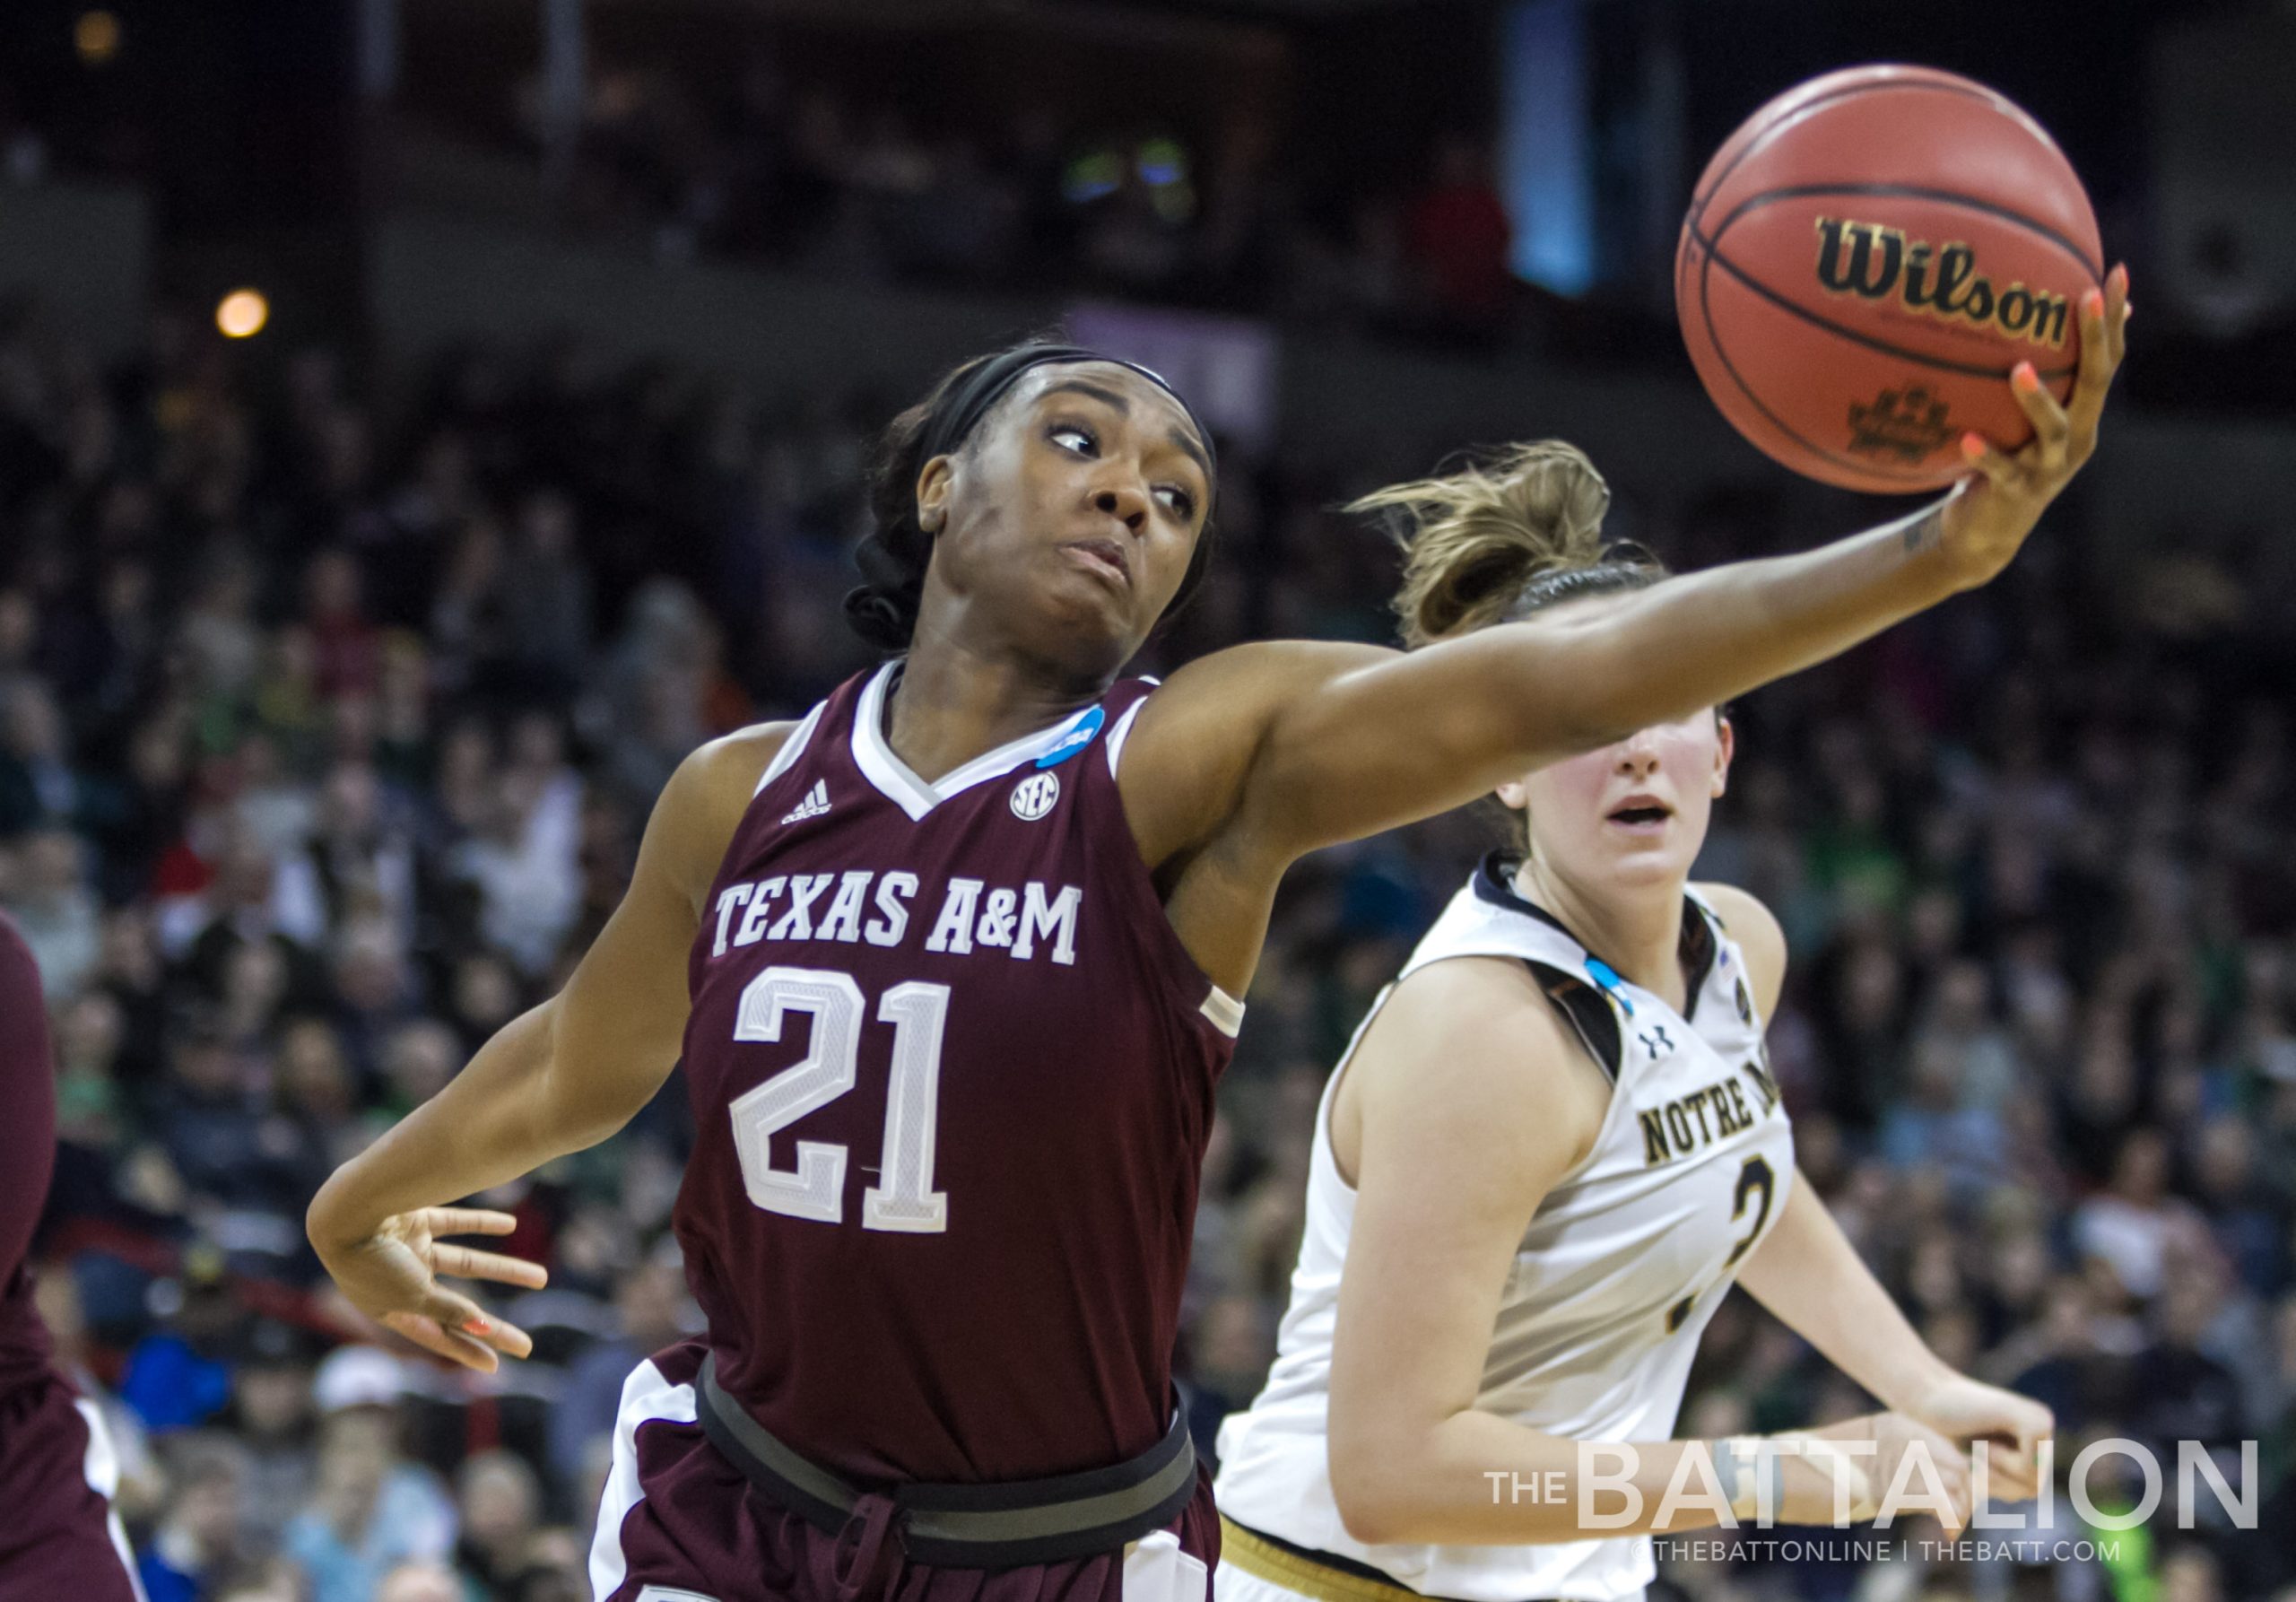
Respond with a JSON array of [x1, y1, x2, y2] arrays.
[[692, 1351, 1198, 1569]]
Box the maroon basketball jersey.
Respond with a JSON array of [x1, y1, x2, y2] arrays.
[[0, 914, 58, 1395], [674, 663, 1242, 1486]]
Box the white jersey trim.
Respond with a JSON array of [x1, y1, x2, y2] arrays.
[[1099, 690, 1239, 1038], [76, 1398, 149, 1602], [1199, 986, 1246, 1038], [850, 662, 1111, 821], [588, 1358, 700, 1601], [754, 701, 828, 797], [1105, 697, 1149, 779]]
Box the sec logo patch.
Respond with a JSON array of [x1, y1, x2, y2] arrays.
[[1010, 772, 1060, 821]]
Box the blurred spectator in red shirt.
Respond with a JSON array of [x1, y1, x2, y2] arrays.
[[1404, 135, 1514, 327]]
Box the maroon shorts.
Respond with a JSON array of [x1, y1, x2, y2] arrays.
[[0, 1371, 143, 1601], [588, 1342, 1217, 1602]]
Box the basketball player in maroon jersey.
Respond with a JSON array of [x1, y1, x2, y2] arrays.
[[0, 913, 146, 1598], [309, 277, 2127, 1602]]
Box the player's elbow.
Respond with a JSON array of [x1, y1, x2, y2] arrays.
[[1330, 1471, 1402, 1546], [1327, 1429, 1425, 1546], [304, 1167, 362, 1260]]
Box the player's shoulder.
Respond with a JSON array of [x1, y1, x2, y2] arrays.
[[1690, 881, 1778, 938], [1109, 640, 1399, 869], [1373, 954, 1578, 1087], [644, 720, 804, 906], [1387, 951, 1554, 1022], [681, 719, 804, 795], [1119, 639, 1397, 799], [1152, 638, 1399, 715], [1691, 882, 1787, 1007], [1351, 954, 1603, 1166]]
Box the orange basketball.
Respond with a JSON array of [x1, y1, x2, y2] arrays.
[[1676, 65, 2103, 494]]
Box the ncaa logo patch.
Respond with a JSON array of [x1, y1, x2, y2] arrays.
[[1035, 704, 1105, 769], [1010, 771, 1060, 821]]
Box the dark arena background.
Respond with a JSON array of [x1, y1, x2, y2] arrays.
[[1, 1, 2292, 1598]]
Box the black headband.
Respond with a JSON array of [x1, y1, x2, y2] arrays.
[[919, 343, 1217, 513]]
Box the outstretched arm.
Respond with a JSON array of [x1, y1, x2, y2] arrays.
[[1130, 272, 2128, 880], [305, 724, 787, 1369]]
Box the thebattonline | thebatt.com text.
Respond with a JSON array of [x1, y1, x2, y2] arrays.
[[1654, 1539, 2121, 1565], [1481, 1439, 2256, 1529]]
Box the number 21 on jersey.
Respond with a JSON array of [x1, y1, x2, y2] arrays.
[[726, 966, 952, 1233]]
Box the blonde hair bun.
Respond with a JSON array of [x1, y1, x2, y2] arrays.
[[1357, 440, 1615, 647]]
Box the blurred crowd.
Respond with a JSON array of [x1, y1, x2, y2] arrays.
[[1, 292, 2292, 1602], [550, 64, 1519, 335]]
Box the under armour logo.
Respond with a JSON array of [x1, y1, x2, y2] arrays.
[[1639, 1025, 1675, 1058]]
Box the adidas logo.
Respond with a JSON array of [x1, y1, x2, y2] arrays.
[[779, 780, 831, 825]]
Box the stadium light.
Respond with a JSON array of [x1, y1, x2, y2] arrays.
[[216, 290, 270, 339], [74, 10, 121, 65]]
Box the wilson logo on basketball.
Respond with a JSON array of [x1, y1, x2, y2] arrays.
[[1813, 217, 2072, 349]]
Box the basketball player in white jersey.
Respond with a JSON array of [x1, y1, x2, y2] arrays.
[[1213, 443, 2056, 1602]]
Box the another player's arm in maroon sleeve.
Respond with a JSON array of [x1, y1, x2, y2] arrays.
[[1124, 273, 2126, 993], [306, 722, 791, 1371], [0, 915, 59, 1287]]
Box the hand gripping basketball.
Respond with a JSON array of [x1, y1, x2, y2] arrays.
[[1932, 265, 2129, 589], [1678, 66, 2110, 493]]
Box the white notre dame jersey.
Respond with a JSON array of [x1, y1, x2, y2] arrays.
[[1215, 855, 1795, 1602]]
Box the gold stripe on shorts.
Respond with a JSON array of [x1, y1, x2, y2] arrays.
[[1219, 1516, 1433, 1602]]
